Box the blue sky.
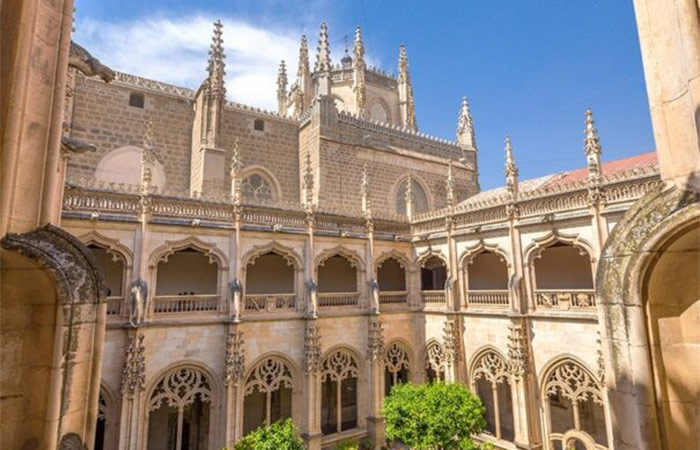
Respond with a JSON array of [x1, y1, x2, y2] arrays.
[[74, 0, 654, 190]]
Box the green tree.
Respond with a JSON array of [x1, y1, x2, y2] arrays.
[[233, 418, 305, 450], [382, 381, 487, 450]]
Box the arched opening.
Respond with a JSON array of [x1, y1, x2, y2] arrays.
[[424, 342, 446, 382], [542, 360, 608, 450], [377, 257, 407, 305], [154, 248, 219, 313], [384, 342, 411, 396], [421, 256, 447, 305], [94, 390, 108, 450], [466, 251, 509, 307], [533, 243, 595, 309], [369, 102, 388, 123], [94, 146, 166, 188], [642, 222, 700, 449], [88, 244, 126, 315], [243, 357, 294, 435], [471, 352, 515, 441], [146, 367, 213, 450], [317, 254, 359, 307], [244, 251, 296, 312], [321, 349, 359, 435], [396, 178, 429, 215]]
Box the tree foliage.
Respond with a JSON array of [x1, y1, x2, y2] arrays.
[[382, 382, 487, 450], [233, 418, 305, 450]]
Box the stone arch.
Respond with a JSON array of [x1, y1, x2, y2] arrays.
[[144, 362, 220, 450], [314, 245, 365, 272], [241, 241, 302, 271], [95, 382, 118, 450], [468, 346, 514, 441], [539, 355, 608, 450], [415, 247, 448, 268], [95, 145, 166, 187], [368, 98, 391, 124], [595, 185, 700, 450], [523, 230, 595, 267], [422, 339, 447, 382], [468, 346, 509, 384], [78, 231, 134, 268], [375, 249, 414, 272], [384, 339, 413, 391], [459, 240, 510, 269], [320, 346, 363, 435], [392, 173, 433, 215], [149, 236, 228, 270], [239, 165, 282, 203]]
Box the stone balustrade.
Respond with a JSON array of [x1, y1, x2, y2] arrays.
[[243, 294, 298, 313], [467, 290, 509, 307], [106, 296, 124, 316], [535, 289, 596, 310], [421, 290, 446, 305], [150, 295, 220, 314], [318, 292, 360, 308], [378, 291, 409, 305]]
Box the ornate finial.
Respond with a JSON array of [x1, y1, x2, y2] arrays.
[[304, 149, 314, 212], [141, 118, 155, 193], [361, 163, 372, 219], [398, 44, 417, 131], [584, 108, 602, 180], [277, 61, 288, 115], [505, 135, 519, 198], [446, 161, 455, 209], [299, 35, 309, 74], [353, 27, 365, 63], [353, 26, 367, 117], [230, 138, 242, 205], [206, 20, 226, 97], [404, 175, 414, 219], [456, 96, 476, 151], [315, 22, 331, 72]]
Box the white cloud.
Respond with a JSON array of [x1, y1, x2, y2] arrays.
[[74, 14, 384, 111]]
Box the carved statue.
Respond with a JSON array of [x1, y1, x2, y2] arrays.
[[229, 278, 242, 316], [509, 274, 522, 309], [69, 42, 115, 82], [129, 279, 148, 326]]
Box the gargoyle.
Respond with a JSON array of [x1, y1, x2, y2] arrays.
[[69, 41, 115, 82]]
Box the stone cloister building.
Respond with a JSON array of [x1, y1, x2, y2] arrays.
[[1, 2, 698, 450]]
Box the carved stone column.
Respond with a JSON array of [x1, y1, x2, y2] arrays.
[[366, 316, 385, 448], [507, 322, 541, 449], [301, 321, 322, 450], [443, 316, 463, 382], [118, 330, 146, 450], [223, 326, 245, 446]]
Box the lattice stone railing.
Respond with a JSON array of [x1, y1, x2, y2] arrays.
[[379, 291, 409, 305], [318, 292, 360, 308], [421, 290, 446, 305], [243, 294, 297, 313], [106, 296, 124, 316], [535, 289, 596, 310], [467, 290, 509, 307], [150, 295, 220, 314]]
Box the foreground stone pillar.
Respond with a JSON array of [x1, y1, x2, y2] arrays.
[[301, 321, 322, 450], [223, 326, 245, 446], [118, 329, 146, 450], [507, 321, 541, 449], [366, 315, 386, 448]]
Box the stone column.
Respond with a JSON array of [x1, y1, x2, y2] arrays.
[[118, 330, 146, 450], [507, 321, 541, 449], [366, 316, 385, 448], [301, 322, 322, 450], [223, 326, 245, 446]]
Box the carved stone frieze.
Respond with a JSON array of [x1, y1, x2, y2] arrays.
[[304, 322, 322, 374], [443, 318, 461, 363], [121, 332, 146, 398], [507, 323, 530, 379], [224, 329, 245, 386], [366, 317, 385, 363]]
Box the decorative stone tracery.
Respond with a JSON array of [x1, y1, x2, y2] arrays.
[[148, 367, 213, 412], [424, 341, 446, 380], [472, 351, 509, 386], [384, 341, 411, 385]]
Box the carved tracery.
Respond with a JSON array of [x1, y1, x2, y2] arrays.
[[322, 349, 359, 382], [424, 341, 446, 380], [472, 351, 509, 387], [244, 357, 293, 395], [544, 360, 603, 406], [385, 341, 411, 387], [148, 367, 213, 412]]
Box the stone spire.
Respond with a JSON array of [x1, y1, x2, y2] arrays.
[[206, 20, 226, 99], [277, 60, 288, 116], [361, 163, 371, 219], [456, 96, 476, 152], [230, 138, 242, 205], [295, 35, 311, 118], [353, 26, 367, 117], [584, 108, 602, 181], [315, 22, 331, 73], [445, 161, 455, 210], [504, 136, 519, 198], [141, 118, 155, 194], [398, 44, 417, 131], [303, 149, 315, 212], [404, 175, 414, 219]]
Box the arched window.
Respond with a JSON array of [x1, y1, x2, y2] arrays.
[[542, 359, 608, 450], [88, 244, 125, 297], [421, 256, 447, 291], [377, 257, 406, 292], [94, 145, 166, 187], [244, 251, 296, 312], [94, 390, 108, 450], [241, 173, 275, 203], [466, 251, 509, 307], [471, 351, 514, 441], [321, 349, 359, 435], [384, 342, 410, 395], [396, 178, 429, 215], [156, 248, 218, 296], [369, 102, 388, 123], [243, 358, 293, 435], [533, 243, 595, 309], [147, 367, 213, 450], [318, 255, 357, 293], [424, 341, 446, 382]]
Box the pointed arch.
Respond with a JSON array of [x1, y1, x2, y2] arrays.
[[149, 236, 228, 270], [384, 339, 414, 371], [523, 230, 595, 266], [78, 231, 133, 268], [314, 245, 365, 271], [375, 249, 414, 272], [421, 339, 447, 381], [239, 165, 282, 204], [243, 353, 298, 433], [459, 240, 510, 269], [241, 241, 303, 271], [539, 355, 603, 403], [467, 346, 509, 384], [415, 247, 448, 268], [320, 346, 363, 435], [392, 173, 433, 215]]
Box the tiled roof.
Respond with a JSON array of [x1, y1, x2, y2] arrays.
[[459, 151, 658, 207]]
